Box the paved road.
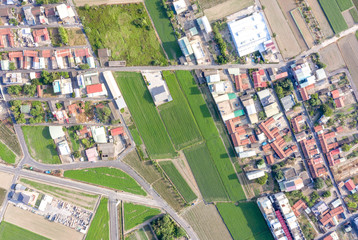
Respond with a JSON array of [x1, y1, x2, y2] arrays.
[[1, 45, 89, 52]]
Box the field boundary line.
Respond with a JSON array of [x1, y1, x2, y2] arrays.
[[83, 196, 102, 240]]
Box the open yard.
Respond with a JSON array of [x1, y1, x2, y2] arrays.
[[4, 205, 83, 240], [159, 161, 197, 203], [204, 0, 254, 21], [67, 28, 88, 46], [21, 126, 60, 164], [86, 198, 109, 240], [182, 201, 231, 240], [216, 202, 273, 240], [319, 43, 346, 72], [338, 34, 358, 89], [20, 178, 98, 210], [77, 4, 167, 66], [64, 167, 146, 196], [318, 0, 348, 33], [115, 72, 176, 159], [159, 71, 202, 150], [0, 141, 16, 164], [0, 222, 49, 240], [124, 203, 161, 231], [145, 0, 181, 60], [260, 0, 301, 59], [0, 123, 21, 156]]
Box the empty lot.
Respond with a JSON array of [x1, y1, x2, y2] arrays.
[[204, 0, 254, 21], [319, 43, 346, 72], [338, 34, 358, 90], [306, 0, 334, 38]]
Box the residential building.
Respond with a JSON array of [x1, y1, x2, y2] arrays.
[[246, 170, 265, 180], [57, 140, 71, 155], [252, 69, 267, 88], [56, 4, 75, 23], [49, 126, 65, 139], [344, 179, 356, 193], [196, 16, 212, 34], [86, 83, 108, 97], [53, 78, 73, 95], [97, 143, 115, 160], [91, 126, 107, 143], [281, 95, 295, 112], [279, 176, 304, 192], [173, 0, 187, 14], [85, 147, 98, 162]]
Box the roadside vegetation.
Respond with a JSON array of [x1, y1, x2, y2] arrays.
[[124, 203, 161, 231], [86, 198, 109, 240], [0, 142, 16, 164], [0, 221, 49, 240], [64, 167, 147, 196], [78, 4, 167, 66], [151, 215, 186, 240]]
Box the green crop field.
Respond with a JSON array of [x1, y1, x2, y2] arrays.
[[217, 202, 273, 240], [115, 72, 176, 159], [145, 0, 182, 59], [350, 8, 358, 22], [0, 123, 21, 156], [22, 126, 60, 164], [319, 0, 348, 33], [86, 198, 109, 240], [159, 71, 202, 150], [64, 167, 146, 196], [336, 0, 353, 11], [0, 222, 49, 240], [176, 71, 245, 202], [184, 143, 228, 201], [159, 161, 197, 203], [77, 4, 167, 66], [0, 141, 16, 164], [354, 0, 358, 9], [124, 203, 161, 231]]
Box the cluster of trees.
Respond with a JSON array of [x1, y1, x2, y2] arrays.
[[256, 172, 268, 185], [79, 64, 90, 70], [152, 215, 186, 240], [272, 163, 284, 182], [58, 26, 69, 45], [212, 24, 228, 64], [274, 79, 294, 99], [161, 0, 175, 21], [36, 0, 59, 4], [314, 177, 324, 189], [81, 138, 95, 149], [347, 193, 358, 209], [96, 105, 112, 123], [311, 53, 326, 69], [308, 93, 320, 107], [38, 71, 69, 85], [9, 18, 18, 26], [8, 84, 37, 97], [10, 100, 44, 124], [132, 18, 150, 31], [320, 104, 333, 117]]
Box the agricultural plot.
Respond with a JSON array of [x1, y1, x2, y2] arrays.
[[319, 0, 348, 33], [145, 0, 181, 59], [319, 43, 346, 72], [0, 123, 21, 156], [290, 7, 315, 49], [64, 167, 146, 196], [159, 71, 202, 150], [216, 202, 273, 240], [343, 9, 355, 27], [21, 126, 60, 164], [204, 0, 254, 21], [115, 72, 176, 159], [0, 222, 49, 240], [86, 198, 109, 240], [0, 142, 16, 164], [123, 203, 161, 231], [77, 4, 167, 66], [307, 0, 334, 37], [349, 8, 358, 22], [336, 0, 353, 11], [338, 34, 358, 91], [159, 161, 197, 203]]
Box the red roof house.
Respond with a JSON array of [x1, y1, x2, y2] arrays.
[[331, 90, 340, 99], [86, 84, 103, 94], [252, 70, 267, 88], [335, 97, 345, 108], [344, 179, 356, 192], [110, 127, 124, 136], [32, 28, 50, 43]]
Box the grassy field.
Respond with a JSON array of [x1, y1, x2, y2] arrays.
[[64, 167, 146, 196], [184, 143, 228, 202], [115, 72, 176, 159], [123, 203, 161, 231], [0, 221, 49, 240], [20, 178, 98, 210], [86, 198, 109, 240], [336, 0, 353, 11], [66, 28, 87, 46], [159, 161, 197, 203], [319, 0, 348, 33], [176, 71, 245, 202], [78, 4, 167, 66], [159, 71, 202, 150], [0, 123, 21, 156], [21, 126, 60, 164], [145, 0, 181, 59], [350, 8, 358, 22], [0, 141, 16, 164], [0, 188, 6, 206], [216, 202, 273, 240], [67, 128, 80, 152]]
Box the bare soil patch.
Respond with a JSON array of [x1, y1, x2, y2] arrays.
[[4, 205, 84, 240], [343, 10, 355, 28], [260, 0, 301, 59], [0, 171, 14, 190], [306, 0, 334, 38], [67, 28, 87, 46], [319, 43, 346, 72], [204, 0, 254, 21], [338, 34, 358, 89], [291, 8, 315, 48]]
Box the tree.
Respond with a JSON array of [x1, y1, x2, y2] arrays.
[[10, 100, 21, 108], [256, 173, 268, 185], [79, 64, 90, 70], [58, 26, 69, 45], [314, 178, 324, 190], [321, 104, 333, 117], [9, 62, 16, 70], [7, 85, 22, 95], [348, 201, 357, 209], [96, 106, 111, 123], [256, 159, 265, 166], [23, 84, 36, 96], [275, 85, 284, 98], [84, 3, 90, 10], [342, 144, 352, 152], [56, 103, 63, 110], [152, 215, 186, 240], [73, 151, 81, 158], [322, 191, 331, 198]]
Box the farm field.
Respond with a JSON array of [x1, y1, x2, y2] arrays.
[[20, 178, 98, 210], [123, 203, 161, 231], [115, 72, 176, 159], [204, 0, 254, 21], [318, 0, 348, 33], [0, 188, 6, 207], [343, 9, 355, 27], [354, 0, 358, 9], [319, 43, 346, 72], [277, 0, 309, 50], [350, 8, 358, 23], [290, 7, 315, 49], [77, 4, 167, 66], [21, 126, 60, 164], [145, 0, 181, 60], [260, 0, 301, 59], [183, 143, 228, 202], [159, 71, 202, 150], [182, 202, 232, 240], [216, 202, 273, 240], [159, 161, 197, 203], [306, 0, 334, 37], [338, 34, 358, 91], [86, 198, 109, 240], [336, 0, 353, 11], [4, 205, 83, 240], [0, 141, 16, 164], [0, 222, 49, 240], [0, 123, 21, 156], [64, 167, 146, 196]]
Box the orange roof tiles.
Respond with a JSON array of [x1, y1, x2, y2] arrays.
[[324, 132, 336, 140], [330, 206, 344, 217], [262, 144, 271, 152], [320, 213, 333, 226], [266, 154, 274, 164], [335, 126, 343, 133], [110, 127, 124, 136], [41, 49, 52, 58], [231, 132, 240, 147], [306, 138, 316, 146], [270, 140, 286, 159], [226, 119, 235, 134], [234, 75, 242, 92], [249, 135, 257, 143], [345, 179, 356, 191], [74, 48, 90, 58], [300, 87, 309, 101], [335, 97, 345, 108], [314, 125, 323, 132], [23, 50, 38, 57], [319, 134, 329, 153], [265, 117, 275, 127], [331, 89, 340, 99], [241, 138, 250, 145], [32, 28, 50, 43], [86, 84, 103, 94], [259, 123, 275, 141]]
